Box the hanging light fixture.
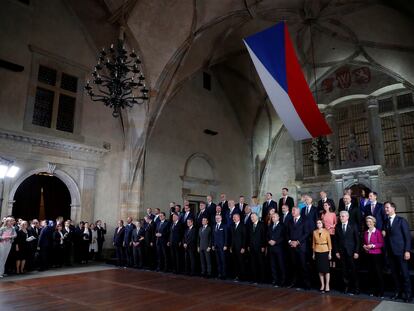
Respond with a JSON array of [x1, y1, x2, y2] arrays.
[[85, 40, 149, 117]]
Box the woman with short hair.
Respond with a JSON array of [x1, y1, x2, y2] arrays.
[[312, 219, 332, 293], [0, 218, 17, 277], [363, 215, 384, 298]]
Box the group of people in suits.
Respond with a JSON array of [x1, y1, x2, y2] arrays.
[[0, 216, 107, 276], [112, 188, 412, 303]]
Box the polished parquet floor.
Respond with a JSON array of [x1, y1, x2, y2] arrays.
[[0, 268, 381, 311]]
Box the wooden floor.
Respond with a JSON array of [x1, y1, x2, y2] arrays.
[[0, 268, 381, 311]]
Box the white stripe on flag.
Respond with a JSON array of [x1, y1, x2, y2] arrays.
[[244, 41, 312, 141]]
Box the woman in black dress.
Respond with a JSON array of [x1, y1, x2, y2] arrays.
[[53, 224, 65, 267], [15, 221, 30, 274]]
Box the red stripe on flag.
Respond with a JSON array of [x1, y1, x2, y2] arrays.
[[283, 24, 332, 138]]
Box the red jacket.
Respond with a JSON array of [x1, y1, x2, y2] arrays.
[[363, 229, 384, 254]]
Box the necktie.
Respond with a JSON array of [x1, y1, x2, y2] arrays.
[[294, 218, 297, 224], [253, 224, 256, 232], [273, 223, 276, 230], [283, 197, 286, 204], [306, 207, 310, 215], [342, 224, 346, 233], [389, 216, 393, 227], [216, 224, 219, 231], [371, 204, 375, 214]]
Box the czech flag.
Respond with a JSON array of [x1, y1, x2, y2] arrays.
[[244, 22, 332, 141]]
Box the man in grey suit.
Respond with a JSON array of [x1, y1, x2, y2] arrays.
[[198, 217, 212, 278]]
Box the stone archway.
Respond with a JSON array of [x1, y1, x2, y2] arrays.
[[8, 166, 81, 222]]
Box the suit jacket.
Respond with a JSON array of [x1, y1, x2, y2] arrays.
[[156, 221, 170, 246], [184, 226, 197, 250], [211, 211, 229, 226], [300, 205, 318, 230], [335, 222, 359, 256], [243, 212, 253, 227], [384, 215, 411, 256], [198, 226, 211, 250], [338, 203, 361, 229], [196, 209, 209, 228], [218, 200, 229, 214], [312, 229, 332, 253], [124, 223, 136, 244], [62, 227, 73, 244], [131, 227, 145, 245], [113, 226, 125, 247], [38, 226, 53, 249], [96, 226, 106, 242], [227, 207, 241, 224], [212, 223, 228, 248], [281, 212, 293, 225], [235, 203, 247, 216], [363, 229, 384, 254], [230, 222, 246, 252], [144, 221, 156, 246], [338, 197, 358, 212], [262, 200, 277, 220], [363, 202, 385, 230], [206, 202, 217, 216], [278, 196, 294, 213], [267, 222, 286, 253], [169, 221, 183, 245], [248, 222, 266, 252], [317, 198, 336, 213], [181, 212, 194, 224], [286, 216, 310, 251]]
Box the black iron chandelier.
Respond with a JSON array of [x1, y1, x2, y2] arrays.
[[85, 40, 149, 117]]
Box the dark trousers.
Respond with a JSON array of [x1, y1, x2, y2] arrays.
[[270, 250, 286, 285], [250, 250, 264, 282], [339, 254, 359, 290], [199, 249, 211, 276], [145, 244, 156, 269], [185, 247, 196, 275], [170, 243, 181, 273], [232, 250, 244, 279], [132, 246, 143, 268], [81, 240, 89, 263], [53, 245, 64, 267], [215, 248, 226, 277], [156, 243, 168, 271], [63, 243, 72, 266], [367, 254, 384, 296], [290, 248, 310, 288], [38, 247, 49, 271], [115, 246, 125, 266], [125, 245, 134, 267], [389, 253, 412, 299], [97, 240, 104, 260]]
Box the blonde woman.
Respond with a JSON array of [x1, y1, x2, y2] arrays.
[[0, 217, 17, 277], [312, 219, 332, 293]]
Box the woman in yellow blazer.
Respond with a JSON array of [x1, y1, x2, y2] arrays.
[[312, 219, 332, 293]]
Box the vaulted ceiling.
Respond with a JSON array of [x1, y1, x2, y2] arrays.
[[69, 0, 414, 139]]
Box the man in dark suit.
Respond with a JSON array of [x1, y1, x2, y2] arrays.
[[248, 213, 266, 283], [317, 191, 336, 214], [181, 204, 193, 225], [27, 219, 41, 270], [206, 195, 216, 218], [335, 210, 360, 295], [95, 220, 106, 261], [278, 188, 294, 214], [267, 213, 286, 286], [168, 213, 183, 273], [113, 220, 125, 267], [212, 214, 228, 279], [287, 207, 311, 289], [62, 220, 74, 266], [124, 217, 136, 267], [211, 205, 229, 226], [262, 192, 277, 221], [144, 216, 156, 270], [363, 192, 385, 230], [229, 213, 246, 281], [198, 217, 212, 278], [155, 212, 170, 272], [183, 218, 197, 275], [281, 204, 293, 225], [196, 201, 209, 228], [384, 201, 412, 302], [37, 220, 53, 271], [242, 205, 253, 228], [153, 208, 161, 225], [300, 196, 318, 231], [146, 208, 155, 220], [218, 193, 229, 214], [338, 188, 358, 211], [338, 194, 361, 230], [227, 200, 241, 224], [236, 196, 247, 218]]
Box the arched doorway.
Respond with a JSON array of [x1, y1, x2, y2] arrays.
[[350, 183, 371, 206], [12, 173, 71, 221]]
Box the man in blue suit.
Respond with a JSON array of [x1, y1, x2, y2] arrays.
[[363, 192, 385, 230], [300, 195, 318, 230], [155, 212, 170, 272], [124, 217, 136, 267], [287, 206, 311, 289], [212, 214, 228, 279], [384, 201, 412, 303]]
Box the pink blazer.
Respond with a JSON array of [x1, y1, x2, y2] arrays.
[[363, 229, 384, 254]]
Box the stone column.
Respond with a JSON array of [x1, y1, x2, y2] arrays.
[[366, 97, 385, 166], [80, 167, 97, 222]]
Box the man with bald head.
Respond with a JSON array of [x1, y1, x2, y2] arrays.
[[338, 194, 361, 230]]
